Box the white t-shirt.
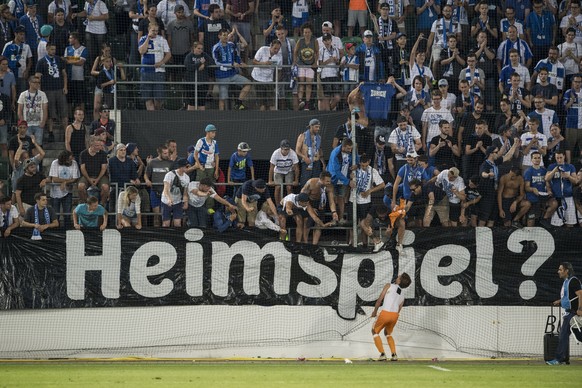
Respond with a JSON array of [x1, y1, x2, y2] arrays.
[[318, 45, 340, 79], [117, 190, 141, 217], [84, 0, 109, 35], [441, 91, 457, 112], [188, 180, 217, 208], [560, 14, 582, 44], [49, 159, 80, 198], [0, 205, 19, 228], [436, 170, 465, 204], [317, 35, 343, 53], [351, 166, 384, 204], [17, 89, 48, 127], [251, 46, 282, 82], [430, 18, 460, 49], [270, 148, 299, 175], [421, 107, 454, 145], [558, 42, 582, 75], [520, 131, 548, 167], [409, 64, 434, 91], [388, 125, 421, 160], [161, 170, 190, 205], [281, 193, 307, 210], [381, 284, 404, 313]]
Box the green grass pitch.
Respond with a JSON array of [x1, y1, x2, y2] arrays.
[[0, 361, 580, 388]]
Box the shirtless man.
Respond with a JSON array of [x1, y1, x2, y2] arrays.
[[296, 119, 326, 186], [300, 171, 339, 244], [497, 167, 526, 227]]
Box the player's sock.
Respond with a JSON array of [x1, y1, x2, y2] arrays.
[[373, 334, 384, 354], [387, 335, 396, 355]]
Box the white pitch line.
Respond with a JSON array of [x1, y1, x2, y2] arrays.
[[428, 365, 451, 372]]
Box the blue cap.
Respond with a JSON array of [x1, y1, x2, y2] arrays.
[[205, 124, 217, 132]]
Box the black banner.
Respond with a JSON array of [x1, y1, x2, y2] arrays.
[[0, 227, 578, 319]]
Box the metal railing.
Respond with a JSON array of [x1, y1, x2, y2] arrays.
[[112, 63, 350, 111]]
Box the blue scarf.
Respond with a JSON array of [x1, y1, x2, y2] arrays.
[[503, 38, 522, 66], [303, 129, 321, 168], [486, 159, 499, 187], [32, 204, 50, 240]]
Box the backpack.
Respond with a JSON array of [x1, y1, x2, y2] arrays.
[[170, 170, 184, 197]]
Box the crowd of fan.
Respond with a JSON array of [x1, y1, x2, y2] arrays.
[[1, 1, 582, 245]]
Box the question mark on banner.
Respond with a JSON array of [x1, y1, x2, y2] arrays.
[[507, 228, 554, 300]]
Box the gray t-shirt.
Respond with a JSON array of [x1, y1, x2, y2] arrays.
[[166, 18, 195, 55], [145, 158, 174, 194]]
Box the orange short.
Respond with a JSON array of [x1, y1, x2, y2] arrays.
[[373, 311, 399, 335]]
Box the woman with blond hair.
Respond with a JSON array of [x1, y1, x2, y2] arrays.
[[116, 185, 142, 229]]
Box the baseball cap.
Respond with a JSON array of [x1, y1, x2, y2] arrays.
[[187, 145, 195, 154], [26, 0, 37, 6], [100, 104, 110, 112], [17, 119, 28, 127], [174, 4, 185, 12], [238, 142, 251, 152], [205, 124, 217, 132], [15, 25, 25, 34], [115, 143, 127, 152], [280, 139, 291, 149], [309, 118, 320, 126], [396, 32, 407, 39], [406, 151, 419, 158], [322, 21, 333, 29], [40, 25, 53, 37], [345, 42, 355, 50], [175, 158, 189, 168], [363, 30, 374, 37], [376, 135, 386, 144], [380, 2, 390, 9], [253, 179, 266, 189], [438, 79, 449, 87], [448, 167, 460, 178], [296, 193, 309, 203], [126, 143, 138, 155], [24, 158, 36, 169], [322, 33, 332, 41]]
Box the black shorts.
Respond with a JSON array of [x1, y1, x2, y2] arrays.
[[449, 202, 461, 222], [321, 77, 341, 96], [501, 197, 515, 221], [478, 194, 497, 223], [407, 201, 425, 220], [347, 202, 371, 222]]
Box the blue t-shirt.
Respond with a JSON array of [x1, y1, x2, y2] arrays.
[[415, 0, 441, 30], [523, 166, 547, 203], [397, 163, 429, 199], [75, 203, 106, 227], [547, 163, 576, 198], [359, 83, 396, 121], [229, 152, 253, 181]]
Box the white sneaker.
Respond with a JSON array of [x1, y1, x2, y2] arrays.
[[374, 241, 384, 252], [378, 353, 387, 361]]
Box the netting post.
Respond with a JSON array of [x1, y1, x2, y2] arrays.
[[351, 107, 360, 248]]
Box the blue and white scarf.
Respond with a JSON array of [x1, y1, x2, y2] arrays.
[[32, 204, 50, 240]]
